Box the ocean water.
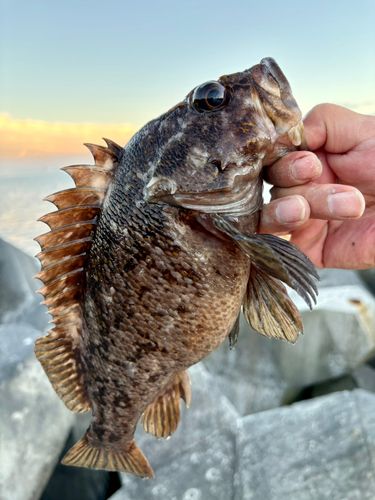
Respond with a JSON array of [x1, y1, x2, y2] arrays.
[[0, 155, 89, 257]]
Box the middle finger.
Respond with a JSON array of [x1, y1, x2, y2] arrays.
[[271, 183, 365, 220]]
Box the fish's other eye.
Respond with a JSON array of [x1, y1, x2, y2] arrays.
[[192, 81, 231, 113]]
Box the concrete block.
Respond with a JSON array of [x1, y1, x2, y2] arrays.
[[0, 356, 74, 500], [236, 390, 375, 500]]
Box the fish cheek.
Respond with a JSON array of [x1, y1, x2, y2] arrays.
[[155, 125, 225, 193]]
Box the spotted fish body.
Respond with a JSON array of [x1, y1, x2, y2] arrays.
[[35, 58, 318, 478]]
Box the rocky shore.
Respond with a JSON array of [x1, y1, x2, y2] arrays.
[[1, 238, 375, 500]]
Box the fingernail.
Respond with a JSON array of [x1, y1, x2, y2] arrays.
[[327, 191, 365, 218], [291, 155, 322, 181], [276, 197, 306, 223]]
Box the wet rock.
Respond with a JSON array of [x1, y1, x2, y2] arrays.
[[204, 270, 375, 416], [0, 356, 74, 500], [112, 363, 239, 499], [235, 390, 375, 500]]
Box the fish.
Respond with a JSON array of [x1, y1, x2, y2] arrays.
[[34, 57, 319, 479]]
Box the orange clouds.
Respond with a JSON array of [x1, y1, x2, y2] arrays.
[[0, 114, 139, 158]]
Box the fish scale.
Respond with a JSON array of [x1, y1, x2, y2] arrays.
[[35, 57, 318, 478]]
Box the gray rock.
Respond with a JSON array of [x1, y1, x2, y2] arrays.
[[133, 363, 239, 467], [40, 414, 121, 500], [112, 363, 239, 499], [358, 268, 375, 295], [277, 281, 375, 386], [0, 239, 74, 500], [235, 390, 375, 500], [0, 238, 47, 330], [0, 238, 50, 381], [0, 323, 44, 380], [0, 355, 74, 500], [203, 315, 288, 416], [318, 268, 364, 287], [114, 429, 236, 500], [292, 365, 375, 402], [204, 270, 375, 416], [352, 364, 375, 393]]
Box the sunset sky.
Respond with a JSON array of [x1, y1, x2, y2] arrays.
[[1, 0, 374, 160]]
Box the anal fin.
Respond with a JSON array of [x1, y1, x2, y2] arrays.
[[243, 266, 303, 343], [142, 370, 191, 439], [62, 432, 154, 478]]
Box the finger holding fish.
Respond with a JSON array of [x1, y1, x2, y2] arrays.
[[264, 151, 322, 187], [259, 195, 310, 234], [271, 183, 365, 220]]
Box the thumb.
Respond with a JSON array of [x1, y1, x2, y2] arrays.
[[303, 103, 371, 153]]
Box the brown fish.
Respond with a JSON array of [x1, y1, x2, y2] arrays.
[[34, 57, 318, 479]]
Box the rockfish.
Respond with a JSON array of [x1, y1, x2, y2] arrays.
[[35, 57, 318, 478]]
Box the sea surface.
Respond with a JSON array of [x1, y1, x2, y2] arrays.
[[0, 155, 90, 258]]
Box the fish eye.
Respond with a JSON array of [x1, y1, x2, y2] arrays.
[[191, 81, 231, 113]]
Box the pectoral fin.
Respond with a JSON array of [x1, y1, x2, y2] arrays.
[[211, 215, 319, 309], [243, 266, 303, 343]]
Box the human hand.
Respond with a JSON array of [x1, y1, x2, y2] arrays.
[[259, 104, 375, 269]]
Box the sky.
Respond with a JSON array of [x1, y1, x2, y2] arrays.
[[0, 0, 374, 160]]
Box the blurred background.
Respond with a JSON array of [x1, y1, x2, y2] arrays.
[[1, 1, 375, 499]]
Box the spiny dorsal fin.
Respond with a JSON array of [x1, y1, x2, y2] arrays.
[[38, 206, 101, 230], [84, 143, 119, 168], [34, 139, 122, 413], [103, 137, 123, 154], [61, 166, 112, 188]]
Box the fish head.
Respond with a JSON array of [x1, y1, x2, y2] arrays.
[[145, 57, 306, 216]]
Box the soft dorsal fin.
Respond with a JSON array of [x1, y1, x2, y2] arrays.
[[34, 139, 122, 413]]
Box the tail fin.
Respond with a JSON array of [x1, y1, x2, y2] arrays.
[[61, 432, 154, 478]]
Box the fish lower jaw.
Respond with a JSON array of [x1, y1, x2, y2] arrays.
[[171, 181, 263, 216]]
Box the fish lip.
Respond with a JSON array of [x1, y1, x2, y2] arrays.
[[145, 175, 263, 217], [144, 177, 177, 201]]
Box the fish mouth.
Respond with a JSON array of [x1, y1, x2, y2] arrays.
[[145, 174, 263, 216]]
